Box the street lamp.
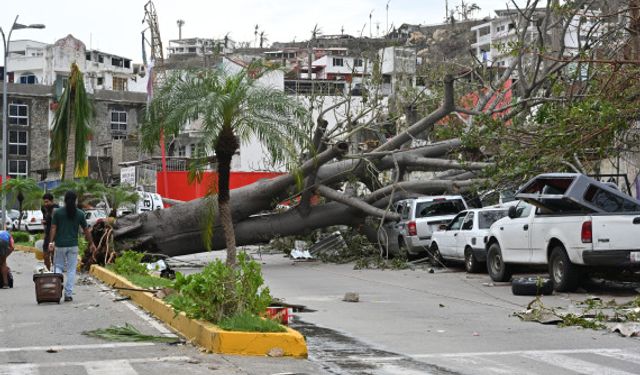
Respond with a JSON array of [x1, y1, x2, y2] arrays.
[[1, 16, 45, 229]]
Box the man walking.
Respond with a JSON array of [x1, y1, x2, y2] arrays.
[[41, 193, 59, 271], [49, 191, 96, 302]]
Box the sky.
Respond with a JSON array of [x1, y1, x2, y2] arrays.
[[2, 0, 515, 63]]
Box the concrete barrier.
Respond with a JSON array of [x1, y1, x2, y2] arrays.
[[89, 265, 308, 357]]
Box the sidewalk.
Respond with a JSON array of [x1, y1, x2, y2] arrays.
[[1, 250, 325, 375]]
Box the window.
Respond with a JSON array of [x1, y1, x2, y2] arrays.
[[462, 212, 474, 230], [353, 58, 363, 67], [478, 210, 508, 229], [512, 202, 532, 218], [97, 77, 104, 86], [188, 47, 197, 53], [332, 58, 344, 67], [416, 199, 467, 218], [113, 77, 127, 91], [19, 74, 37, 84], [447, 213, 466, 231], [584, 185, 640, 212], [86, 52, 91, 61], [177, 146, 186, 157], [9, 160, 27, 178], [9, 103, 28, 125], [110, 110, 127, 134], [9, 130, 28, 156], [98, 54, 104, 63], [112, 134, 127, 140]]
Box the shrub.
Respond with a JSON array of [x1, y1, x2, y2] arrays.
[[169, 253, 272, 323], [12, 231, 30, 243], [218, 311, 286, 332], [110, 251, 148, 276]]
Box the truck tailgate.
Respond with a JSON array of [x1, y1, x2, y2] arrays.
[[591, 215, 640, 251]]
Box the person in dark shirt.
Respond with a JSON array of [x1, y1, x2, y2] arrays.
[[49, 191, 96, 302], [0, 230, 14, 289], [41, 193, 59, 271]]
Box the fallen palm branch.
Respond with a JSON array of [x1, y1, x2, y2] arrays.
[[82, 323, 180, 343]]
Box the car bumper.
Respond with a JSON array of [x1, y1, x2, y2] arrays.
[[582, 250, 640, 268], [472, 247, 487, 262], [405, 236, 432, 254]]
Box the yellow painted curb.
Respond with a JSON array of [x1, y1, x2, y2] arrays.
[[89, 265, 308, 358], [15, 244, 39, 254]]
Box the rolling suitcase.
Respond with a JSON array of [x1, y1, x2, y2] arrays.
[[33, 273, 63, 304]]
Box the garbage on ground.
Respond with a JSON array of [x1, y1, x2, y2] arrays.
[[290, 249, 314, 260], [145, 259, 168, 272], [308, 232, 347, 258], [266, 306, 294, 324]]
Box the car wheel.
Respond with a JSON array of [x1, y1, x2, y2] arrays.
[[429, 243, 444, 266], [487, 243, 512, 282], [549, 246, 581, 292], [511, 277, 554, 296], [464, 247, 482, 273], [398, 237, 410, 257]]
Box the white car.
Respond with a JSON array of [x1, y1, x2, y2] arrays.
[[430, 205, 512, 272], [380, 195, 468, 256], [85, 209, 108, 227], [13, 210, 44, 233], [3, 210, 19, 230]]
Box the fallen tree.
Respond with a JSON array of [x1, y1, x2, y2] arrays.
[[103, 0, 640, 259]]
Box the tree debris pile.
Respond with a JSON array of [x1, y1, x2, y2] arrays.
[[516, 296, 640, 337], [268, 226, 410, 270]]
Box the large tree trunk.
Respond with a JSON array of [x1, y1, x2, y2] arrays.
[[63, 99, 76, 181]]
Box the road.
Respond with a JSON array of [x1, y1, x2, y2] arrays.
[[176, 249, 640, 375], [1, 251, 324, 375]]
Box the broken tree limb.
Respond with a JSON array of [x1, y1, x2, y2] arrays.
[[365, 179, 486, 204], [316, 185, 401, 221]]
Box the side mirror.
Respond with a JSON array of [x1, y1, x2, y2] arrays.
[[438, 224, 447, 231], [508, 206, 518, 219]]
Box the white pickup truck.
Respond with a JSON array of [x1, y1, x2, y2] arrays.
[[485, 173, 640, 292]]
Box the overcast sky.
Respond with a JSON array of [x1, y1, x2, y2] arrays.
[[3, 0, 516, 63]]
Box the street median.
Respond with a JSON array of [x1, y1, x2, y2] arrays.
[[89, 264, 308, 358]]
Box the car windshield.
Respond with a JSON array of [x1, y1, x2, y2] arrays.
[[416, 199, 466, 218], [478, 210, 509, 229]]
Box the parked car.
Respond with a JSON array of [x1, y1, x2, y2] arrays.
[[3, 210, 20, 230], [380, 195, 468, 256], [13, 210, 44, 233], [485, 173, 640, 292], [430, 205, 513, 272], [85, 209, 107, 227]]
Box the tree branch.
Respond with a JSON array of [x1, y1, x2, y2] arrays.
[[316, 185, 401, 221]]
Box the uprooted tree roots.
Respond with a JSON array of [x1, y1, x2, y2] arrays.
[[81, 221, 117, 271]]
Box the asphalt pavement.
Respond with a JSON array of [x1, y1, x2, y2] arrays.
[[174, 248, 640, 375], [0, 250, 325, 375]]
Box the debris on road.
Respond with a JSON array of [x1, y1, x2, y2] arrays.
[[82, 323, 181, 343], [516, 295, 640, 335], [343, 292, 360, 302]]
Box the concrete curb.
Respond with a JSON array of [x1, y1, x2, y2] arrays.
[[89, 265, 308, 358], [15, 244, 39, 253]]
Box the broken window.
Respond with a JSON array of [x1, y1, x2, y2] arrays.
[[478, 210, 509, 229], [462, 212, 474, 230]]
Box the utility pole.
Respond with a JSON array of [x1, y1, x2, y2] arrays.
[[386, 1, 390, 34], [369, 10, 374, 38]]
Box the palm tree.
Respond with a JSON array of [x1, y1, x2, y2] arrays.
[[50, 63, 94, 181], [145, 62, 308, 267], [2, 178, 43, 230], [104, 186, 140, 217], [52, 178, 107, 209]]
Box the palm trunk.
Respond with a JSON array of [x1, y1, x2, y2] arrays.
[[63, 119, 77, 181], [215, 126, 240, 267]]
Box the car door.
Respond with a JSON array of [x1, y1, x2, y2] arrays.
[[496, 202, 533, 263], [439, 212, 466, 258], [457, 212, 475, 259]]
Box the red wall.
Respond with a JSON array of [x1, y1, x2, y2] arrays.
[[156, 171, 284, 202]]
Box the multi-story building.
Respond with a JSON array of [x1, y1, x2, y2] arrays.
[[1, 35, 147, 183]]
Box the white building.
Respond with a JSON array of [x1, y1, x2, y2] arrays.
[[6, 35, 147, 94], [168, 37, 235, 56], [471, 8, 602, 68], [378, 46, 417, 95]]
